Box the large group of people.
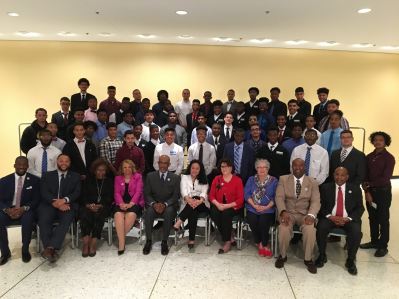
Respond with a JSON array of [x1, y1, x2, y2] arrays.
[[0, 78, 396, 276]]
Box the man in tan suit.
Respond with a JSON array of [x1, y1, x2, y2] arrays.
[[275, 158, 321, 274]]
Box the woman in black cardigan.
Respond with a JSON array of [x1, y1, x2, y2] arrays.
[[80, 158, 114, 257]]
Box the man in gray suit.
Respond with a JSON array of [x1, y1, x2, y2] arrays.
[[143, 155, 180, 255], [275, 158, 321, 274]]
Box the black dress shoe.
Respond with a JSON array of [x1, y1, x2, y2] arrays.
[[0, 252, 11, 266], [304, 260, 317, 274], [188, 243, 194, 250], [117, 247, 125, 256], [161, 241, 169, 255], [143, 240, 152, 255], [374, 248, 388, 257], [275, 255, 287, 268], [315, 254, 327, 268], [345, 259, 358, 275], [22, 250, 31, 263], [360, 242, 378, 249]]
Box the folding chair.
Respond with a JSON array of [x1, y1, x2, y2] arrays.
[[75, 217, 114, 247], [36, 222, 75, 252], [178, 211, 211, 246]]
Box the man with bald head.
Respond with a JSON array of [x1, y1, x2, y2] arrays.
[[275, 158, 321, 273], [0, 156, 41, 265], [316, 167, 364, 275], [143, 155, 180, 256]]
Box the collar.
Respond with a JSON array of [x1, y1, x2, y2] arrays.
[[294, 175, 305, 183], [268, 142, 278, 148], [57, 170, 68, 177], [14, 173, 27, 180], [278, 126, 286, 131], [74, 137, 86, 143], [237, 112, 245, 118], [289, 112, 298, 118], [342, 146, 353, 151], [234, 142, 243, 148]]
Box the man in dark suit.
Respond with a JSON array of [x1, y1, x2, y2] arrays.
[[222, 128, 255, 185], [222, 89, 237, 115], [206, 123, 227, 182], [256, 127, 290, 179], [313, 87, 330, 126], [220, 112, 235, 142], [0, 157, 40, 265], [38, 154, 81, 262], [286, 99, 306, 130], [143, 155, 180, 256], [268, 87, 287, 121], [233, 101, 248, 130], [329, 130, 366, 185], [245, 87, 260, 115], [70, 78, 95, 113], [186, 99, 200, 147], [295, 87, 312, 117], [207, 100, 224, 128], [51, 97, 74, 140], [62, 123, 98, 181], [316, 167, 364, 275]]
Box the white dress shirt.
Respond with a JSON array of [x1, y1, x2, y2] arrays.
[[290, 143, 329, 185], [326, 183, 350, 219], [180, 174, 209, 209], [153, 142, 184, 175], [224, 125, 233, 138], [190, 125, 212, 145], [188, 142, 216, 175], [268, 142, 278, 151], [141, 122, 160, 142], [12, 173, 26, 206], [27, 144, 61, 177], [74, 138, 87, 166], [174, 100, 192, 127]]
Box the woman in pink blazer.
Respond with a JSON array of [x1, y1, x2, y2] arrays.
[[114, 159, 144, 255]]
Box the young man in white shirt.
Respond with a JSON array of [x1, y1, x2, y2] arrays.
[[174, 88, 192, 129], [141, 110, 160, 142], [191, 112, 212, 145], [290, 129, 329, 185], [153, 128, 184, 175], [188, 126, 216, 176], [221, 112, 234, 142], [27, 129, 61, 178]]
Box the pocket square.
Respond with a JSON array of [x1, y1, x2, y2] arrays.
[[26, 186, 33, 190], [348, 190, 352, 194]]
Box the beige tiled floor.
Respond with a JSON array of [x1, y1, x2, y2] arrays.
[[1, 180, 398, 299]]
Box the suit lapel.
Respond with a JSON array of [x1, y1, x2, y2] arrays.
[[72, 141, 86, 167], [287, 175, 296, 199]]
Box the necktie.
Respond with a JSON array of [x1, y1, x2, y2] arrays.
[[296, 179, 301, 198], [63, 113, 68, 125], [270, 145, 274, 152], [336, 186, 344, 217], [15, 176, 23, 208], [81, 94, 86, 103], [340, 149, 348, 162], [161, 173, 166, 182], [41, 148, 48, 174], [305, 147, 312, 176], [234, 146, 240, 174], [59, 174, 65, 198], [214, 137, 218, 151], [326, 130, 335, 155], [278, 129, 284, 142], [198, 144, 203, 163], [226, 127, 230, 140]]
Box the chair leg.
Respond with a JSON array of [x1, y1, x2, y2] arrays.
[[274, 227, 279, 258], [204, 217, 209, 246], [36, 225, 41, 253], [138, 218, 143, 245], [108, 218, 112, 246], [270, 227, 274, 256], [76, 221, 80, 248], [70, 223, 75, 249]]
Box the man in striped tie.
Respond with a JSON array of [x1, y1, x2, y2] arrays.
[[316, 167, 364, 275]]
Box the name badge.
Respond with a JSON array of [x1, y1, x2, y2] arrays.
[[170, 150, 177, 155], [294, 120, 300, 122], [26, 186, 33, 190], [276, 151, 283, 155]]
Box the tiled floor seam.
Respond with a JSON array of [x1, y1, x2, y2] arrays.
[[149, 255, 168, 298], [283, 266, 297, 299]]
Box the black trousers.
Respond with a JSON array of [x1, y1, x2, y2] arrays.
[[145, 205, 177, 241], [210, 206, 238, 242], [366, 187, 392, 249], [246, 211, 275, 247], [316, 218, 361, 260], [0, 210, 34, 255], [178, 203, 209, 240], [79, 207, 109, 239], [38, 204, 75, 250]]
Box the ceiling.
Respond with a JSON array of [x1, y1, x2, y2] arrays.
[[0, 0, 398, 53]]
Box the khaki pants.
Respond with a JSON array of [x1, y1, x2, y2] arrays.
[[278, 213, 316, 261]]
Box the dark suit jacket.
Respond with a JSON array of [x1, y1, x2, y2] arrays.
[[329, 147, 366, 185], [207, 114, 224, 127], [40, 170, 81, 208], [313, 101, 329, 126], [298, 99, 312, 117], [138, 140, 156, 175], [245, 100, 259, 115], [286, 113, 306, 130], [144, 171, 180, 208], [268, 100, 287, 120], [62, 140, 98, 176], [186, 112, 199, 146], [222, 101, 237, 114], [206, 135, 227, 165], [51, 111, 74, 139], [220, 125, 234, 142], [233, 112, 249, 130], [0, 173, 41, 210], [256, 144, 290, 179], [222, 142, 255, 184], [71, 93, 95, 113], [319, 182, 364, 223]]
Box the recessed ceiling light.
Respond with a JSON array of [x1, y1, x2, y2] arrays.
[[7, 12, 19, 17], [58, 31, 77, 37], [137, 34, 156, 39], [381, 46, 399, 50], [285, 40, 308, 45], [213, 37, 234, 42], [249, 38, 273, 44], [176, 10, 188, 15], [16, 31, 40, 37], [352, 43, 374, 48], [318, 41, 339, 47], [357, 8, 372, 14], [98, 32, 112, 37], [178, 35, 193, 39]]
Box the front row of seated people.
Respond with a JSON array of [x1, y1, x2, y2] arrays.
[[0, 131, 395, 276]]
